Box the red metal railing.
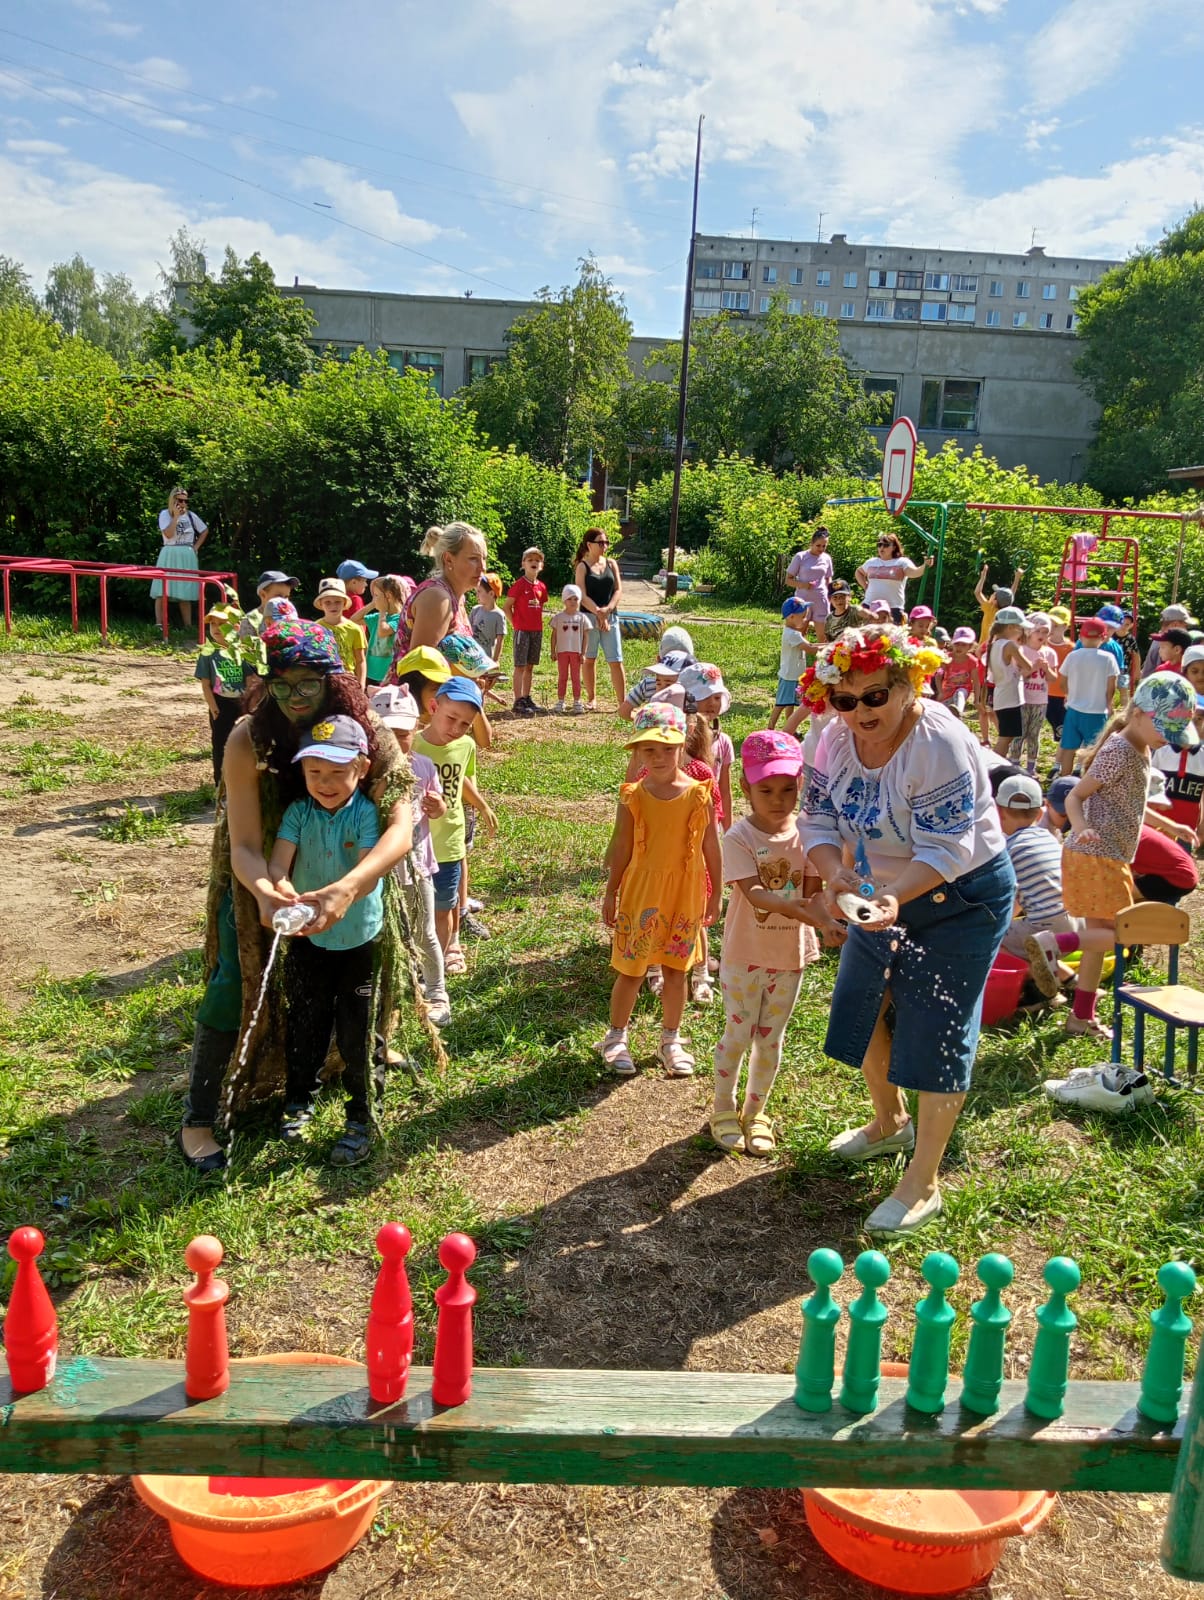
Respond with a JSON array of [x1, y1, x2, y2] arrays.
[[0, 556, 240, 647]]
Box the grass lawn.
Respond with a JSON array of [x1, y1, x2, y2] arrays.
[[0, 612, 1201, 1596]]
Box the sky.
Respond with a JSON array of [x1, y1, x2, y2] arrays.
[[2, 0, 1204, 336]]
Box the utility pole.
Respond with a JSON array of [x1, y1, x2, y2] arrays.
[[750, 205, 759, 238], [817, 210, 825, 242], [664, 115, 704, 602]]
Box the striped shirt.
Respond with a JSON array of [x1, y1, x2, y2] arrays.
[[1006, 825, 1065, 921]]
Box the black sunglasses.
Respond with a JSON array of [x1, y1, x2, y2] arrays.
[[590, 536, 608, 545], [876, 539, 895, 547], [830, 686, 893, 712]]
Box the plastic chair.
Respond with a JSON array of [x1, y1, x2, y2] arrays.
[[1110, 902, 1204, 1084]]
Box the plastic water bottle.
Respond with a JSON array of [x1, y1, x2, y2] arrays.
[[272, 904, 315, 936], [836, 892, 879, 924]]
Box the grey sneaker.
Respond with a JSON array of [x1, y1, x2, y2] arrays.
[[461, 909, 492, 941]]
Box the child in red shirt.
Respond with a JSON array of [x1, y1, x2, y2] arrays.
[[504, 547, 548, 717]]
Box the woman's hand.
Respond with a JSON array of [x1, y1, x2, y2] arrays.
[[859, 893, 899, 930], [821, 864, 866, 920], [254, 881, 301, 930], [297, 879, 357, 935], [601, 889, 617, 928]]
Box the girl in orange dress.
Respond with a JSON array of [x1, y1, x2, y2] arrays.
[[599, 702, 722, 1078]]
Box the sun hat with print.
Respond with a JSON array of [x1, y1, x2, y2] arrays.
[[370, 685, 420, 731], [393, 645, 451, 684], [909, 604, 934, 621], [1133, 669, 1200, 750], [678, 662, 732, 714], [1095, 603, 1126, 627], [314, 576, 350, 607], [292, 715, 369, 765], [624, 701, 687, 748], [741, 729, 804, 784], [438, 631, 507, 681], [262, 619, 345, 676], [262, 597, 299, 626], [647, 648, 693, 679]]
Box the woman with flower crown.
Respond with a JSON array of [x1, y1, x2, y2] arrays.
[[797, 625, 1016, 1237]]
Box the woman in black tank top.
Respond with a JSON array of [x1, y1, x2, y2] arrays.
[[574, 529, 626, 710]]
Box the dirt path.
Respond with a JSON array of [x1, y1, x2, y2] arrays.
[[0, 649, 1193, 1600]]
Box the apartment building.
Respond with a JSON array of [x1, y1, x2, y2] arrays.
[[691, 233, 1120, 481]]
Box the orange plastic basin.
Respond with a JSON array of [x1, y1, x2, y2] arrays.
[[134, 1354, 388, 1588], [804, 1486, 1056, 1594]]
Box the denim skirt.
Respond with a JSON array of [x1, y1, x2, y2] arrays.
[[824, 850, 1016, 1094]]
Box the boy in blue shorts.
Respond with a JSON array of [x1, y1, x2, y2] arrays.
[[1058, 615, 1119, 774], [268, 715, 387, 1166], [769, 597, 811, 730]]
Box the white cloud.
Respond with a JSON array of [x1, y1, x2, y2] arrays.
[[6, 139, 69, 156], [0, 150, 369, 293], [1024, 117, 1060, 154], [1027, 0, 1196, 112], [132, 58, 191, 92], [294, 158, 444, 247]]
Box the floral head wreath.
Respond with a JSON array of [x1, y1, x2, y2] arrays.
[[798, 625, 947, 709]]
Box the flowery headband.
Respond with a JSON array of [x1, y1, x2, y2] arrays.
[[262, 620, 346, 676], [799, 625, 947, 708]]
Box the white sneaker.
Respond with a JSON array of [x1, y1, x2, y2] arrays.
[[1043, 1063, 1150, 1113], [465, 897, 484, 914], [554, 699, 565, 713]]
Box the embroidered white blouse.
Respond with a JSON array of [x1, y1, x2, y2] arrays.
[[798, 699, 1005, 885]]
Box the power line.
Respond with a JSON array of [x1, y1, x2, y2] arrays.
[[0, 50, 662, 232], [0, 65, 524, 295], [0, 23, 676, 223]]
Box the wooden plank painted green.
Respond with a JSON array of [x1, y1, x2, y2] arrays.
[[0, 1357, 1183, 1492]]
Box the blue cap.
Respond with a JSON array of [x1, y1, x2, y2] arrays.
[[336, 559, 379, 582], [1046, 775, 1077, 816], [293, 715, 369, 766], [1095, 603, 1125, 625], [435, 676, 483, 710], [782, 598, 808, 619]]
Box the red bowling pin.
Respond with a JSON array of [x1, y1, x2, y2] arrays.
[[366, 1222, 414, 1404], [431, 1233, 476, 1408], [184, 1235, 230, 1401], [4, 1227, 58, 1392]]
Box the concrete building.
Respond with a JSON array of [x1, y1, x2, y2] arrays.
[[691, 232, 1120, 482], [279, 230, 1120, 484]]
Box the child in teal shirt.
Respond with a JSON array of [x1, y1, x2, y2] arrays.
[[268, 714, 385, 1166]]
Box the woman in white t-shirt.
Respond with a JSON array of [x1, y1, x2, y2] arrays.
[[151, 485, 208, 632], [854, 531, 932, 623]]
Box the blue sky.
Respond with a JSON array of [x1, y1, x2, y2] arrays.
[[2, 0, 1203, 336]]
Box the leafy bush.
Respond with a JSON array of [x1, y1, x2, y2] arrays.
[[472, 448, 618, 587], [712, 484, 803, 604]]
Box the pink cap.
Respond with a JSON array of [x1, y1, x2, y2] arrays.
[[909, 605, 934, 621], [864, 599, 891, 617], [741, 729, 804, 784], [951, 626, 976, 644]]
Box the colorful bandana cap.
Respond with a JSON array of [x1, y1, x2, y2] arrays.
[[262, 620, 346, 677], [626, 700, 687, 746], [438, 632, 496, 679], [1133, 670, 1200, 750], [678, 661, 732, 714], [263, 597, 299, 625], [741, 729, 803, 784]]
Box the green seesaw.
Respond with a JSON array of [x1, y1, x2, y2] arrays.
[[3, 1230, 1204, 1585]]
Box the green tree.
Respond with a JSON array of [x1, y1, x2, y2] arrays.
[[644, 296, 884, 474], [147, 248, 316, 386], [1075, 208, 1204, 498], [42, 254, 153, 364], [462, 255, 632, 472], [0, 255, 37, 312]]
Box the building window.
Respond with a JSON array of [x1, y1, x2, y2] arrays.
[[722, 260, 750, 279], [464, 352, 502, 384], [897, 270, 923, 290], [989, 279, 1003, 297], [1042, 283, 1057, 300], [1066, 313, 1079, 330], [951, 274, 978, 292], [1012, 311, 1029, 328], [985, 309, 1001, 327], [757, 295, 771, 312], [762, 266, 778, 284], [789, 267, 805, 285], [947, 303, 975, 324], [697, 262, 720, 279], [843, 270, 858, 288], [868, 269, 896, 289], [893, 300, 919, 321], [1039, 312, 1055, 329], [919, 377, 981, 432], [402, 350, 444, 392], [925, 272, 950, 291], [815, 269, 831, 287], [1068, 285, 1082, 301], [865, 299, 888, 320], [920, 301, 947, 322], [839, 301, 856, 319], [694, 290, 721, 309], [1015, 281, 1031, 298], [721, 290, 750, 310], [813, 300, 828, 315], [864, 376, 899, 421]]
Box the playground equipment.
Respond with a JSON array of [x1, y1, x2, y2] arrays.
[[3, 1227, 1204, 1590], [0, 554, 239, 647]]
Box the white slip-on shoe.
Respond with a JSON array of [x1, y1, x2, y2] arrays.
[[1042, 1064, 1141, 1114], [865, 1190, 943, 1237], [828, 1121, 916, 1163]]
